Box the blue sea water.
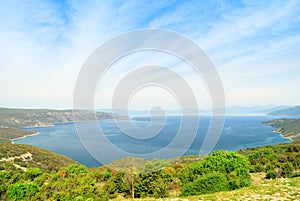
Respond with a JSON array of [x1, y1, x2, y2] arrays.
[[15, 115, 291, 167]]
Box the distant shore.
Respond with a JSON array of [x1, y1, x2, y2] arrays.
[[11, 132, 40, 144]]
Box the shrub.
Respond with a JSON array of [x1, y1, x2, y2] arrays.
[[183, 151, 251, 190], [251, 163, 265, 173], [25, 168, 43, 181], [287, 144, 300, 152], [0, 170, 12, 180], [103, 171, 112, 180], [60, 164, 88, 175], [248, 148, 278, 166], [280, 162, 293, 178], [180, 151, 251, 196], [7, 183, 39, 200], [265, 170, 277, 179], [0, 183, 6, 197], [181, 172, 228, 196], [134, 169, 172, 198], [265, 163, 275, 172]]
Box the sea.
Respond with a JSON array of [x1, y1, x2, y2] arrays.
[[14, 115, 292, 167]]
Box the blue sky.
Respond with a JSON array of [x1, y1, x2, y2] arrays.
[[0, 0, 299, 109]]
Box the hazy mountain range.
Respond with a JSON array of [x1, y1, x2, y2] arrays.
[[98, 105, 292, 117]]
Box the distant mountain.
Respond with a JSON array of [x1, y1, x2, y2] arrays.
[[268, 106, 300, 116], [0, 143, 77, 172], [0, 107, 127, 128], [98, 108, 208, 117], [99, 105, 289, 116], [225, 105, 290, 115]]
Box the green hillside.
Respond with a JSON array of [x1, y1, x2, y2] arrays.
[[0, 128, 36, 143], [0, 107, 126, 128], [1, 144, 300, 200], [264, 118, 300, 141], [268, 105, 300, 116], [0, 107, 127, 143], [0, 144, 77, 172]]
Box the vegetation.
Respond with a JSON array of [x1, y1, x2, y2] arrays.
[[264, 118, 300, 141], [0, 144, 77, 172], [118, 173, 300, 201], [0, 143, 300, 200], [0, 128, 36, 143], [180, 151, 251, 196], [0, 150, 253, 200], [0, 107, 126, 128], [0, 107, 127, 143], [1, 115, 300, 200]]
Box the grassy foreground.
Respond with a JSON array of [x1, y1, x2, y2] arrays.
[[117, 173, 300, 201]]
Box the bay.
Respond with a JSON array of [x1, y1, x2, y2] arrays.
[[14, 115, 291, 167]]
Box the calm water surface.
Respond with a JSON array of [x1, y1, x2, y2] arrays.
[[15, 115, 291, 167]]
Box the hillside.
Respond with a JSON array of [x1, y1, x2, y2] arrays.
[[264, 118, 300, 141], [0, 128, 37, 143], [268, 105, 300, 116], [0, 107, 127, 143], [0, 143, 77, 172], [0, 107, 126, 128]]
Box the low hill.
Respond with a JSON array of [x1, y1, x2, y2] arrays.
[[0, 143, 77, 172], [268, 105, 300, 116]]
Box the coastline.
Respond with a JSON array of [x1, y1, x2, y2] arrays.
[[271, 129, 293, 141], [11, 132, 40, 144], [9, 118, 122, 144]]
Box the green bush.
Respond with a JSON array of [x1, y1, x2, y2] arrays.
[[24, 168, 43, 181], [287, 144, 300, 152], [181, 151, 251, 196], [134, 169, 172, 198], [280, 162, 293, 178], [103, 171, 112, 180], [60, 164, 88, 175], [265, 170, 277, 179], [248, 148, 278, 165], [251, 163, 265, 173], [7, 183, 39, 200], [265, 163, 275, 172], [181, 172, 228, 196], [0, 183, 6, 197], [184, 151, 251, 189]]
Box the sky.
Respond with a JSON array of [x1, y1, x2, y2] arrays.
[[0, 0, 300, 110]]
